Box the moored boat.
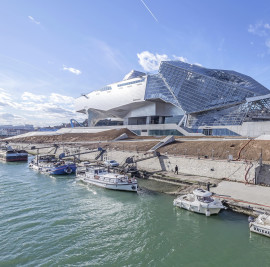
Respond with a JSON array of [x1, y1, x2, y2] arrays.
[[76, 165, 137, 192], [29, 154, 76, 175], [0, 143, 28, 162], [249, 214, 270, 238], [173, 188, 226, 216]]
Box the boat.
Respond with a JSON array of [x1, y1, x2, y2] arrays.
[[0, 143, 28, 162], [173, 188, 226, 216], [76, 164, 138, 192], [249, 214, 270, 237], [29, 154, 76, 175]]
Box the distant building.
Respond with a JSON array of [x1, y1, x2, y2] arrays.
[[75, 61, 270, 137], [0, 125, 34, 137]]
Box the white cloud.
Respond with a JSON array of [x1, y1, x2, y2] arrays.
[[0, 112, 23, 124], [0, 113, 22, 120], [0, 88, 12, 105], [17, 93, 76, 114], [0, 89, 85, 126], [248, 21, 270, 52], [49, 93, 74, 105], [137, 51, 169, 72], [248, 22, 268, 36], [172, 55, 188, 62], [62, 65, 81, 75], [265, 23, 270, 30], [28, 16, 40, 25], [137, 51, 199, 71], [21, 92, 46, 102]]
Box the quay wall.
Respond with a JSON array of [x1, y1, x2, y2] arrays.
[[80, 149, 258, 183], [21, 142, 258, 183]]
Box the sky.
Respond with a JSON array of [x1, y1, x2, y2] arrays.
[[0, 0, 270, 126]]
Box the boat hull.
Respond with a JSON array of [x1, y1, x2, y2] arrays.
[[78, 176, 137, 192], [249, 223, 270, 237], [173, 199, 223, 216], [0, 152, 28, 162], [29, 163, 76, 175], [50, 164, 77, 175]]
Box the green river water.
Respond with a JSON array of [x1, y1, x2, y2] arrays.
[[1, 161, 270, 267]]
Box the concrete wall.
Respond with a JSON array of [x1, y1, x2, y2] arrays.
[[24, 143, 258, 184], [81, 150, 258, 183], [204, 121, 270, 137]]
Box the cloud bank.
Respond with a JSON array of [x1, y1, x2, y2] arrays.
[[0, 88, 84, 126], [248, 21, 270, 53], [137, 51, 191, 72]]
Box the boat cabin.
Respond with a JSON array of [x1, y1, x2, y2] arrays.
[[32, 154, 57, 164], [193, 189, 214, 203], [87, 167, 108, 175]]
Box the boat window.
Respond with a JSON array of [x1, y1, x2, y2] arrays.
[[197, 196, 214, 203], [204, 196, 214, 203]]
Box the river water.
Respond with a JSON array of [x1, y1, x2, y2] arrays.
[[1, 161, 270, 266]]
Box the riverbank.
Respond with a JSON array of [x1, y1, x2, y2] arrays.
[[9, 139, 270, 217], [144, 172, 270, 217], [6, 128, 270, 161]]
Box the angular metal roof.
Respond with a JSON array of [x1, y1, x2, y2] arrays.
[[123, 70, 146, 81]]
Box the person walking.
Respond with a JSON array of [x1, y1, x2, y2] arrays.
[[174, 165, 178, 175]]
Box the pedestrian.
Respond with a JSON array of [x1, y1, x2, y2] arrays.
[[174, 165, 178, 175]]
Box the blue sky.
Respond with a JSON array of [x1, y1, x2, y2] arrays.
[[0, 0, 270, 126]]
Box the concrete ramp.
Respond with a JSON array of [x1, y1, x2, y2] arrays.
[[113, 133, 128, 141], [255, 135, 270, 140], [148, 135, 175, 152]]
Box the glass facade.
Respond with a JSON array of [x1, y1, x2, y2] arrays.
[[145, 74, 180, 107], [244, 98, 270, 121], [123, 70, 146, 81], [144, 61, 270, 130], [148, 129, 183, 136], [117, 78, 145, 87], [164, 115, 183, 124], [186, 104, 249, 127], [158, 61, 268, 113]]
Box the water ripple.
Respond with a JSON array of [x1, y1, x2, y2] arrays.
[[1, 163, 270, 266]]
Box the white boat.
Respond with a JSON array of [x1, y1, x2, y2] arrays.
[[173, 188, 226, 216], [249, 214, 270, 237], [76, 165, 138, 192]]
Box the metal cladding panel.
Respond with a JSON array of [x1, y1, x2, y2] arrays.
[[165, 61, 269, 95], [159, 61, 269, 114], [75, 77, 147, 113], [123, 70, 146, 81], [187, 96, 270, 128], [186, 104, 249, 127], [145, 74, 180, 107]]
